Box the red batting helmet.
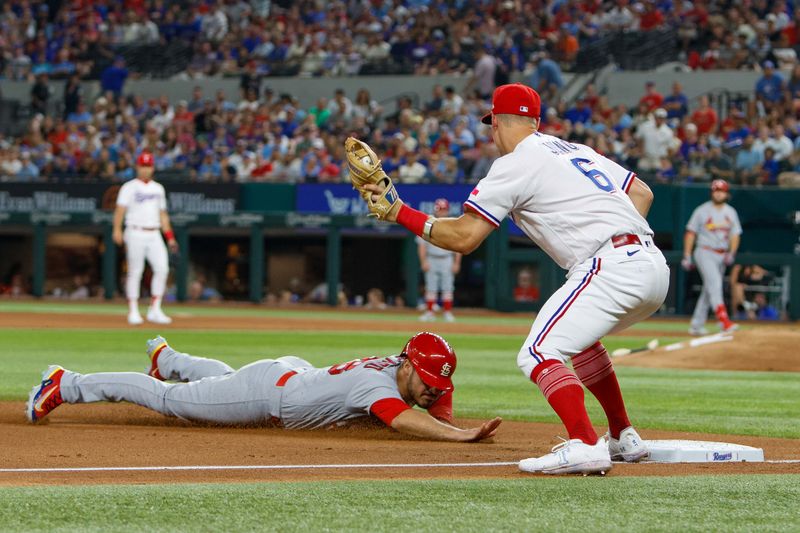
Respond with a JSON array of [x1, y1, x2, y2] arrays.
[[711, 179, 729, 192], [137, 152, 154, 167], [434, 198, 450, 211], [403, 332, 456, 391]]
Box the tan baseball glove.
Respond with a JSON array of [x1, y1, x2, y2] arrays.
[[344, 137, 400, 219]]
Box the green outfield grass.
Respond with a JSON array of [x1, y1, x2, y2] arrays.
[[0, 301, 702, 331], [1, 476, 798, 532], [2, 328, 798, 438]]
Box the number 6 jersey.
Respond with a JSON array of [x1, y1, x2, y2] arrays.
[[464, 132, 653, 272]]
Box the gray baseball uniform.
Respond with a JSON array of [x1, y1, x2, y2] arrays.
[[686, 201, 742, 328], [417, 237, 457, 293], [58, 347, 450, 428]]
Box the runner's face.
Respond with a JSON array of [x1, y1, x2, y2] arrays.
[[407, 368, 445, 408]]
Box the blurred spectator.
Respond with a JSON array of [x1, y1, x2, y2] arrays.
[[397, 152, 428, 183], [760, 147, 780, 185], [755, 61, 785, 112], [364, 288, 387, 310], [730, 264, 771, 316], [513, 267, 540, 302], [663, 82, 688, 120], [747, 292, 780, 320], [528, 51, 564, 99], [30, 73, 51, 115], [101, 57, 129, 97], [63, 74, 82, 120], [706, 144, 734, 181], [638, 81, 664, 113], [690, 95, 718, 136], [734, 135, 764, 185], [467, 47, 497, 99], [635, 108, 677, 171], [188, 276, 222, 302]]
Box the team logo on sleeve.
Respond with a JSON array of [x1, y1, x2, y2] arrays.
[[471, 188, 480, 196], [440, 362, 452, 377]]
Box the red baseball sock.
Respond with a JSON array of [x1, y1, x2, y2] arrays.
[[573, 342, 631, 439], [715, 304, 733, 328], [531, 359, 597, 445], [426, 300, 434, 311], [443, 300, 453, 311]]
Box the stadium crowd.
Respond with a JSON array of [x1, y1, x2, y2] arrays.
[[2, 0, 800, 186]]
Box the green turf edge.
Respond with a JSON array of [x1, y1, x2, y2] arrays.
[[0, 476, 798, 533]]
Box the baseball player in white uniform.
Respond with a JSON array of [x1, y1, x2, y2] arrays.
[[113, 152, 178, 325], [359, 83, 669, 475], [26, 332, 502, 442], [417, 198, 462, 322], [682, 179, 741, 335]]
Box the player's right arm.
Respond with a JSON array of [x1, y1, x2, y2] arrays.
[[627, 178, 654, 217], [112, 205, 126, 246], [390, 408, 502, 442], [424, 212, 496, 255]]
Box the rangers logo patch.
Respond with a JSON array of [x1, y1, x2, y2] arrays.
[[440, 362, 452, 377]]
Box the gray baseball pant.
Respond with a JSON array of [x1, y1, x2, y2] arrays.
[[59, 348, 311, 425], [690, 248, 726, 329]]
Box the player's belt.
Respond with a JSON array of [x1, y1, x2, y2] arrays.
[[275, 370, 297, 387], [130, 226, 159, 231], [701, 246, 726, 254], [611, 234, 641, 248]]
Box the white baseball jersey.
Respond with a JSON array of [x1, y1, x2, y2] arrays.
[[686, 201, 742, 251], [464, 132, 652, 272], [116, 178, 168, 228]]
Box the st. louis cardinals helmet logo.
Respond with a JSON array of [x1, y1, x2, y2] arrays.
[[440, 362, 452, 377]]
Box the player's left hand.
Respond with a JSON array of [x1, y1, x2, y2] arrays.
[[724, 252, 735, 266], [344, 137, 403, 221], [452, 264, 461, 275], [167, 239, 179, 254], [461, 416, 503, 442]]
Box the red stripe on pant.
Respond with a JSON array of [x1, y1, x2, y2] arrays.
[[572, 342, 631, 439], [531, 360, 597, 445]]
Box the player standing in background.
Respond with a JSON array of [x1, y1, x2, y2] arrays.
[[351, 83, 669, 475], [417, 198, 462, 322], [113, 152, 178, 325], [682, 179, 741, 335], [26, 332, 502, 442]]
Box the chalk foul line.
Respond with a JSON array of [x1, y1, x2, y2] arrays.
[[1, 460, 799, 473]]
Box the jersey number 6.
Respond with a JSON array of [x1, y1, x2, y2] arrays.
[[570, 157, 614, 192]]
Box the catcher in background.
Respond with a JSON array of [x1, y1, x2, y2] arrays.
[[417, 198, 462, 322], [27, 332, 501, 442]]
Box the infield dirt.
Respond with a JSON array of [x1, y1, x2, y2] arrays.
[[1, 306, 798, 485]]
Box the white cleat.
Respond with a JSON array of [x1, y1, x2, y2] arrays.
[[146, 308, 172, 324], [128, 312, 144, 326], [419, 311, 435, 322], [688, 326, 708, 336], [607, 426, 650, 462], [443, 311, 455, 323], [721, 322, 739, 333], [519, 438, 612, 475]]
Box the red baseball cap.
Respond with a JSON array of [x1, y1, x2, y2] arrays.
[[481, 83, 541, 125], [137, 151, 154, 167]]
